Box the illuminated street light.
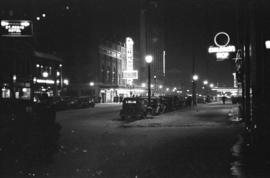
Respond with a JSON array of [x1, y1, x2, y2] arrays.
[[151, 84, 154, 88], [36, 64, 40, 68], [210, 83, 214, 88], [141, 83, 146, 88], [42, 71, 49, 78], [166, 88, 170, 91], [89, 82, 95, 86], [42, 13, 46, 18], [36, 17, 40, 21], [63, 79, 69, 85], [266, 40, 270, 49], [192, 74, 199, 81], [192, 74, 199, 107], [159, 85, 163, 89], [203, 80, 208, 85], [145, 55, 153, 106], [145, 55, 153, 63], [13, 75, 16, 81]]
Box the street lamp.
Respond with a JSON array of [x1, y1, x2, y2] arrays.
[[203, 80, 208, 85], [141, 83, 146, 88], [210, 83, 214, 88], [192, 74, 199, 107], [192, 74, 199, 81], [145, 55, 153, 106], [63, 79, 69, 86], [89, 82, 95, 86]]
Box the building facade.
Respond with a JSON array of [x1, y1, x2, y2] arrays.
[[0, 39, 65, 100], [97, 39, 145, 103]]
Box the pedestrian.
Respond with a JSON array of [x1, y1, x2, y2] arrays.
[[222, 96, 226, 104], [185, 96, 192, 109]]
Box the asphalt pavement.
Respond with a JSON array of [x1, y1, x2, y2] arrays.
[[5, 102, 247, 178]]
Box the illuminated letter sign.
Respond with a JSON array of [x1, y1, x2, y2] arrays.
[[0, 20, 33, 37], [208, 32, 236, 61], [123, 70, 138, 80], [126, 37, 134, 71], [124, 37, 137, 85]]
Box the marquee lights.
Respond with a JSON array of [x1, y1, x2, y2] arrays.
[[36, 79, 55, 84]]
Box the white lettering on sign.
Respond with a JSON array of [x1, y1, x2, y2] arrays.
[[36, 79, 55, 84], [208, 32, 235, 61], [1, 20, 33, 37], [216, 52, 229, 60], [123, 70, 138, 79], [126, 37, 134, 71], [208, 46, 236, 53]]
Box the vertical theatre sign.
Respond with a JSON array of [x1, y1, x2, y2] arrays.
[[1, 20, 33, 37], [123, 37, 138, 85], [208, 32, 235, 61]]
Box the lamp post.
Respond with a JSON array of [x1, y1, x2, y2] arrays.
[[154, 75, 157, 96], [192, 74, 199, 107], [145, 55, 153, 106]]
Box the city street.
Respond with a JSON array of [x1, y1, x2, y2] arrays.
[[15, 102, 245, 178]]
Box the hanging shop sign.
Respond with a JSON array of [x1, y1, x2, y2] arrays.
[[0, 20, 33, 37], [208, 32, 236, 61]]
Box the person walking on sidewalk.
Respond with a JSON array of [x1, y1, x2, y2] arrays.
[[222, 96, 226, 104]]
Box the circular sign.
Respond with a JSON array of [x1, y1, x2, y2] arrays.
[[214, 32, 230, 47]]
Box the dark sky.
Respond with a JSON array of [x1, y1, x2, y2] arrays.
[[161, 0, 238, 87], [1, 0, 239, 87]]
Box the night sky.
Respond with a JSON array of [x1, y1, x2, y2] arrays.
[[1, 0, 240, 87]]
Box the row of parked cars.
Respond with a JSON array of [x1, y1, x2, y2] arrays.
[[120, 95, 185, 120], [35, 95, 95, 111]]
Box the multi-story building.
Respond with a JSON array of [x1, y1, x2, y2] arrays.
[[140, 0, 165, 87], [97, 38, 144, 103], [0, 38, 65, 100]]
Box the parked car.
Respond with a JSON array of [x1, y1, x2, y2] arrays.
[[120, 97, 147, 120], [140, 97, 163, 116], [76, 96, 95, 108]]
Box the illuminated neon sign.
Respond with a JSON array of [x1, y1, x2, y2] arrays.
[[208, 32, 236, 60], [123, 37, 138, 85], [0, 20, 33, 37], [126, 37, 134, 71], [36, 79, 55, 84]]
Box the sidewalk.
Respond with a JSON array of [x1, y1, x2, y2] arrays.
[[122, 103, 240, 128]]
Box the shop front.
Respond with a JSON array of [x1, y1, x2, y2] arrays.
[[99, 87, 146, 103]]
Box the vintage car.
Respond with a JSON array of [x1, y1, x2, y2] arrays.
[[120, 97, 147, 120], [141, 96, 164, 115]]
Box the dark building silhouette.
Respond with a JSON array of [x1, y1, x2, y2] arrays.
[[140, 0, 165, 87]]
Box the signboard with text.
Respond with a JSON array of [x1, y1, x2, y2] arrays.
[[0, 20, 33, 37], [208, 32, 235, 61], [123, 70, 138, 80]]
